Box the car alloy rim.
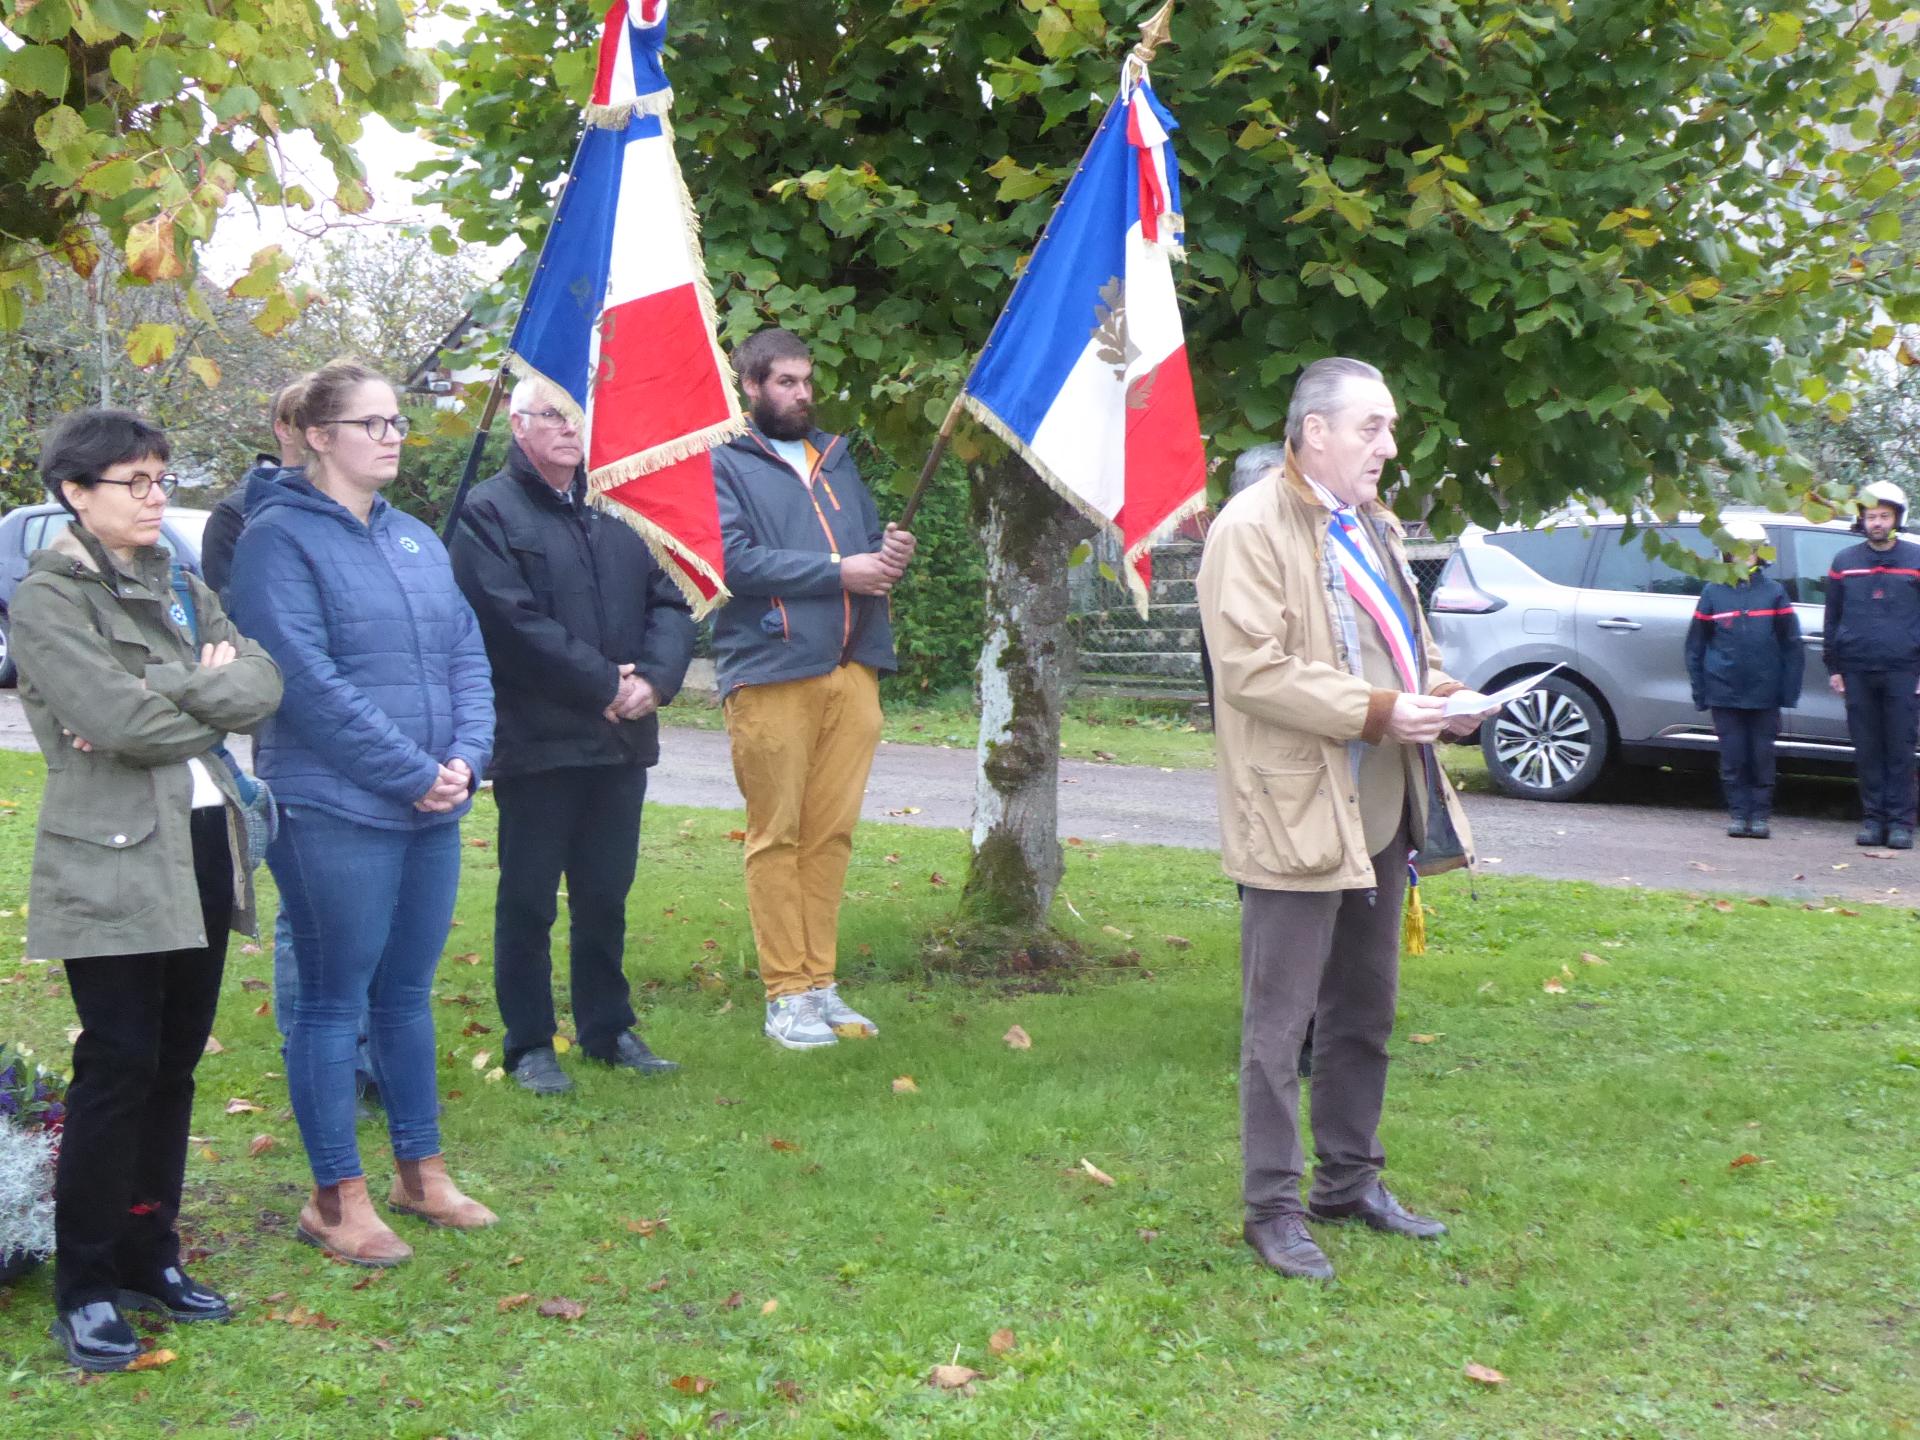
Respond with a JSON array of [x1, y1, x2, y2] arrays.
[[1491, 690, 1592, 790]]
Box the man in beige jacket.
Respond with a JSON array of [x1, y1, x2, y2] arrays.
[[1199, 357, 1490, 1281]]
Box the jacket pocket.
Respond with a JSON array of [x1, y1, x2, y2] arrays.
[[759, 599, 790, 640], [1245, 761, 1342, 876], [36, 776, 162, 930]]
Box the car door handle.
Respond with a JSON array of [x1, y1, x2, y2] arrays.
[[1595, 618, 1642, 632]]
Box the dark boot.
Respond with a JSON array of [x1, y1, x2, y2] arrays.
[[50, 1300, 140, 1372]]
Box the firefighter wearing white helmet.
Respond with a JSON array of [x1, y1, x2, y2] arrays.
[[1824, 480, 1920, 848], [1684, 516, 1803, 838]]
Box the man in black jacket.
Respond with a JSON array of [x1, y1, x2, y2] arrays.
[[449, 375, 697, 1093], [200, 377, 308, 595], [1824, 481, 1920, 849]]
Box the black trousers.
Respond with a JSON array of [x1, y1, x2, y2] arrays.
[[1843, 669, 1920, 827], [54, 808, 233, 1309], [493, 764, 647, 1067], [1711, 706, 1780, 822]]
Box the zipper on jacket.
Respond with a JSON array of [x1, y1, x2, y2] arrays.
[[773, 597, 790, 640], [747, 430, 856, 657]]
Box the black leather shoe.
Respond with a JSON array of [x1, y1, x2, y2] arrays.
[[1858, 821, 1888, 847], [1747, 820, 1770, 840], [1243, 1215, 1335, 1281], [1889, 825, 1914, 851], [1727, 817, 1750, 838], [590, 1031, 680, 1075], [50, 1301, 140, 1372], [120, 1266, 232, 1323], [511, 1046, 574, 1095], [1308, 1182, 1448, 1240]]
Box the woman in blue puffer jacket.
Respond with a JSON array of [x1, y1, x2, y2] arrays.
[[228, 359, 496, 1267]]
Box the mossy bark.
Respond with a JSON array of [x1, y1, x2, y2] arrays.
[[958, 454, 1095, 934]]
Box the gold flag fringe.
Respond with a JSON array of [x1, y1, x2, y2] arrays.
[[584, 489, 730, 620], [960, 394, 1207, 621], [582, 88, 674, 131]]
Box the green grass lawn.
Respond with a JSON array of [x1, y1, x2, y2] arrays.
[[0, 748, 1913, 1437]]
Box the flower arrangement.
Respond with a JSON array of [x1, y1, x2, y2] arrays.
[[0, 1042, 65, 1284]]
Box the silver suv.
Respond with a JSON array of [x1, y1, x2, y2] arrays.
[[1429, 513, 1895, 800]]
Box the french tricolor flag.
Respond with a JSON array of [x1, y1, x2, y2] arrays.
[[506, 0, 742, 614], [962, 66, 1207, 616]]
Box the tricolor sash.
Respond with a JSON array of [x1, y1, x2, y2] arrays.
[[1328, 509, 1421, 693]]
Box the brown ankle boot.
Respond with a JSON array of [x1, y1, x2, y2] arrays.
[[297, 1177, 413, 1267], [389, 1154, 498, 1230]]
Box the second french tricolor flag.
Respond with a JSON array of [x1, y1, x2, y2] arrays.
[[506, 0, 742, 614], [961, 65, 1207, 616]]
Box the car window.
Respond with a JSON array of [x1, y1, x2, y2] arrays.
[[1589, 525, 1718, 596], [25, 513, 71, 552], [1481, 527, 1593, 585], [1781, 527, 1856, 606]]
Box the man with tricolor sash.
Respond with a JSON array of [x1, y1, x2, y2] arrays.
[[1199, 357, 1491, 1282]]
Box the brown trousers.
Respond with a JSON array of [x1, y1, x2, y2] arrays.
[[1239, 822, 1409, 1220], [725, 663, 882, 999]]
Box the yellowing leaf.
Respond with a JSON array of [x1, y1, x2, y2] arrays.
[[470, 1051, 491, 1071], [760, 1297, 779, 1316], [891, 1075, 919, 1094], [552, 1035, 571, 1053], [125, 215, 185, 282], [624, 1216, 667, 1237], [1409, 1033, 1439, 1044], [203, 1034, 225, 1055], [1464, 1361, 1506, 1386], [125, 1347, 178, 1372], [497, 1292, 533, 1312], [247, 1133, 276, 1158], [125, 322, 176, 368], [1542, 977, 1567, 994], [1578, 951, 1608, 966], [225, 1097, 263, 1114], [670, 1374, 713, 1395], [1003, 1024, 1032, 1051], [832, 1021, 876, 1039], [1079, 1158, 1115, 1187], [928, 1364, 980, 1390], [988, 1327, 1016, 1356]]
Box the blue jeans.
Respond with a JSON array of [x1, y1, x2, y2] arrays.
[[271, 906, 380, 1100], [270, 809, 462, 1187]]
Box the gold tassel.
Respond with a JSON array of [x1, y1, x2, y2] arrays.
[[1403, 874, 1429, 956]]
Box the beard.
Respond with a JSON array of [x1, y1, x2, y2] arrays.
[[752, 395, 813, 441]]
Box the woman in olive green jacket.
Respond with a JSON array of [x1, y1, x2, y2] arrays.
[[11, 409, 282, 1373]]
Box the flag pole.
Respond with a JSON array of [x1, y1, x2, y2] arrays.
[[894, 0, 1176, 533], [439, 368, 510, 541]]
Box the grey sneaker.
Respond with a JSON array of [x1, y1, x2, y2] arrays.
[[812, 982, 876, 1037], [511, 1046, 574, 1094], [764, 993, 836, 1050]]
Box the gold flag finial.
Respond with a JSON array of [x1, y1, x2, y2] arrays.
[[1132, 1, 1175, 65]]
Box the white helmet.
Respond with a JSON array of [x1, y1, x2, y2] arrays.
[[1721, 515, 1769, 546], [1858, 480, 1908, 518]]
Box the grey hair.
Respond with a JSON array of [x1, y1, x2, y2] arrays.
[[1229, 442, 1287, 497], [1284, 357, 1385, 452], [509, 374, 564, 417]]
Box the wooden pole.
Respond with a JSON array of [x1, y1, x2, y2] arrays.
[[896, 390, 966, 530], [438, 367, 510, 541]]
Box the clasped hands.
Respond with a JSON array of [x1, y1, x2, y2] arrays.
[[603, 664, 657, 725], [839, 523, 917, 597]]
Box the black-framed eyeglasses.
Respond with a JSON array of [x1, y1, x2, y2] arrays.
[[318, 415, 412, 441], [92, 471, 179, 500]]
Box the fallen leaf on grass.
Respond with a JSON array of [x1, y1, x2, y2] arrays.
[[1578, 952, 1608, 966], [266, 1306, 338, 1330], [470, 1051, 491, 1071], [239, 977, 269, 993], [988, 1327, 1016, 1356], [1834, 907, 1860, 917], [203, 1035, 225, 1055], [1746, 898, 1771, 908], [646, 1275, 670, 1292], [497, 1293, 534, 1313], [461, 1020, 491, 1037], [721, 1290, 744, 1310], [671, 1375, 713, 1395], [769, 1137, 800, 1152], [1542, 978, 1567, 994], [1728, 1153, 1765, 1169], [253, 1001, 271, 1018], [247, 1134, 276, 1158], [832, 1022, 876, 1039], [625, 1217, 668, 1237], [929, 872, 948, 887], [714, 1096, 741, 1107], [225, 1098, 264, 1115], [1079, 1158, 1115, 1187], [928, 1364, 980, 1391], [1409, 1033, 1439, 1044], [198, 1146, 220, 1163], [125, 1348, 177, 1371], [1162, 934, 1192, 950], [450, 952, 480, 966], [1003, 1025, 1033, 1051], [726, 829, 747, 842], [772, 1378, 801, 1403], [1464, 1361, 1506, 1386], [1137, 1228, 1159, 1243], [891, 1075, 919, 1094], [760, 1298, 778, 1316], [239, 942, 263, 955], [1711, 899, 1736, 913], [538, 1297, 586, 1320], [467, 838, 490, 849], [484, 1066, 506, 1083], [505, 1254, 525, 1267]]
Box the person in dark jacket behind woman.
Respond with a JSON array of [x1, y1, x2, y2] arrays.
[[449, 375, 695, 1095], [1685, 516, 1804, 839], [227, 360, 496, 1268], [199, 376, 310, 595], [13, 409, 283, 1371]]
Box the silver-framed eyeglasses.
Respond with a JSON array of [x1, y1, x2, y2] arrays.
[[519, 408, 579, 431], [93, 470, 179, 500], [318, 414, 412, 441]]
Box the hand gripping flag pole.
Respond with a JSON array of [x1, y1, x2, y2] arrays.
[[898, 1, 1205, 619], [445, 1, 744, 615]]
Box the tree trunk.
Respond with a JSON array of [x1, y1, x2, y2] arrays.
[[960, 454, 1095, 932]]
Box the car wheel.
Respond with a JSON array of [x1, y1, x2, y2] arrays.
[[1480, 673, 1610, 800], [0, 612, 15, 688]]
